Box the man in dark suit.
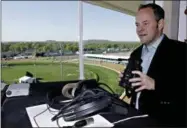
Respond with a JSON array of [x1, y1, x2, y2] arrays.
[[120, 3, 186, 127]]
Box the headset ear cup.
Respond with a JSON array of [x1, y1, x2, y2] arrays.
[[62, 83, 78, 99]]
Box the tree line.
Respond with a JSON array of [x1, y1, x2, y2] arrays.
[[1, 41, 141, 53]]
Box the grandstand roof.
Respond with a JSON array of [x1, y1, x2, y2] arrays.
[[85, 1, 143, 16]]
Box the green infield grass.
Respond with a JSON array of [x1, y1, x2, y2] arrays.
[[1, 60, 124, 94]]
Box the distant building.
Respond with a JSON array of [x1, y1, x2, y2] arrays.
[[1, 51, 17, 59]]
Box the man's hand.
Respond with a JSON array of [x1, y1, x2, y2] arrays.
[[129, 70, 155, 92]]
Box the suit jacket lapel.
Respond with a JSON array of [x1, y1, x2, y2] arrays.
[[132, 45, 143, 61], [147, 35, 169, 76], [130, 45, 143, 107]]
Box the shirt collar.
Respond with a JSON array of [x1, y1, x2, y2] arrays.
[[144, 34, 164, 51]]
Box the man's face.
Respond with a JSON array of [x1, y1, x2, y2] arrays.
[[135, 7, 162, 45]]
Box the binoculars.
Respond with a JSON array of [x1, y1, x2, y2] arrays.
[[119, 58, 142, 98]]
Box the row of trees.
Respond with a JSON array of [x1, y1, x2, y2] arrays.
[[1, 41, 141, 53]]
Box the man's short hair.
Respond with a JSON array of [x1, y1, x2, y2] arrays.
[[138, 3, 165, 22]]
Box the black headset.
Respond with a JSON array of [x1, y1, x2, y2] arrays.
[[59, 90, 112, 121], [47, 79, 129, 122]]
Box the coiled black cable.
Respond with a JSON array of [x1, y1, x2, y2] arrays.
[[51, 89, 97, 121]]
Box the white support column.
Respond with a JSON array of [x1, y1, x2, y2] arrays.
[[186, 6, 187, 43], [162, 1, 180, 40], [178, 1, 187, 42], [155, 1, 164, 7], [143, 0, 154, 4], [0, 2, 1, 43], [78, 0, 84, 80]]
